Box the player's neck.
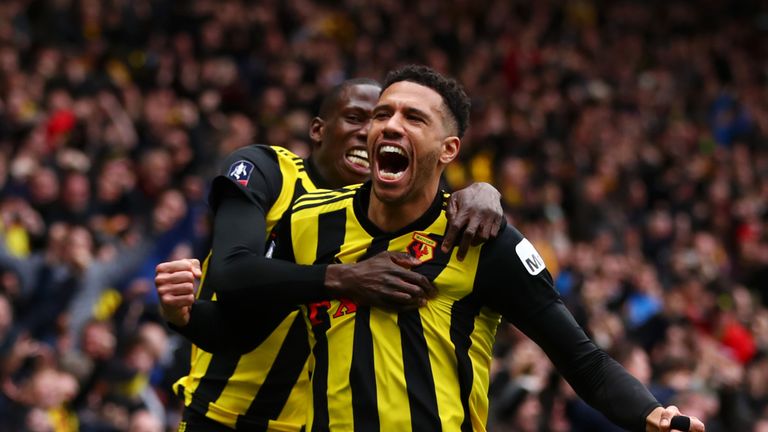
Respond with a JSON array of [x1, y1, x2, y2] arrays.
[[367, 181, 440, 233], [304, 157, 335, 189]]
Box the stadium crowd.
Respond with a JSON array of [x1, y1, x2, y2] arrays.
[[0, 0, 766, 430]]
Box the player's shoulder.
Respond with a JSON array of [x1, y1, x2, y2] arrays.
[[482, 223, 548, 277], [269, 146, 311, 186], [220, 144, 275, 175], [480, 222, 527, 255], [225, 144, 302, 165], [291, 184, 361, 215], [223, 145, 306, 180], [269, 145, 303, 162]]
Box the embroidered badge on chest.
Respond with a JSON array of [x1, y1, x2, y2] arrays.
[[228, 160, 254, 186], [407, 232, 436, 263]]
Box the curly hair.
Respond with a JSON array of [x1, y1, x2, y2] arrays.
[[381, 65, 471, 138]]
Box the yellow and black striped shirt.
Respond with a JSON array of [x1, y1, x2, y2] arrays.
[[276, 182, 660, 432], [174, 145, 322, 431]]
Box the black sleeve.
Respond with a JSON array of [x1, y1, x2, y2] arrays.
[[204, 190, 330, 305], [170, 299, 291, 354], [169, 300, 238, 353], [173, 146, 334, 350], [175, 188, 329, 352], [475, 226, 661, 432], [208, 145, 283, 214]]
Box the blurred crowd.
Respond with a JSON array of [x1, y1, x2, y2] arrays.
[[0, 0, 767, 431]]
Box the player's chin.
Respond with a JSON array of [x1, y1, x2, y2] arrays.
[[343, 150, 371, 181], [372, 170, 412, 203], [341, 165, 370, 185], [372, 186, 405, 204]]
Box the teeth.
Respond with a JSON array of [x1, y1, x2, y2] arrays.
[[346, 149, 370, 168], [346, 155, 369, 168], [379, 171, 405, 180], [347, 149, 368, 160], [376, 144, 407, 180], [379, 145, 405, 156]]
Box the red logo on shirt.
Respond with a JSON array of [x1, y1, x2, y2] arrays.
[[307, 298, 357, 326], [407, 232, 436, 263]]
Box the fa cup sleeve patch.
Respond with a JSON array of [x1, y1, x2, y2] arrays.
[[228, 160, 254, 186], [515, 238, 546, 275]]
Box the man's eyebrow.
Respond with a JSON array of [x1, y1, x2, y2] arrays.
[[403, 106, 430, 119], [345, 104, 372, 111]]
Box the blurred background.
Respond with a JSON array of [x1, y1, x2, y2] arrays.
[[0, 0, 767, 431]]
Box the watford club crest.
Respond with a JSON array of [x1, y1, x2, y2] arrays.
[[407, 232, 436, 263]]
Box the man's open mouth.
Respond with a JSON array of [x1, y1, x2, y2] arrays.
[[346, 149, 369, 169], [376, 145, 409, 180]]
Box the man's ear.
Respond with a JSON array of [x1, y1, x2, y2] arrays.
[[440, 136, 460, 164], [309, 117, 324, 147]]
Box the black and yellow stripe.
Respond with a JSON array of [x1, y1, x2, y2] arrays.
[[283, 185, 501, 431], [174, 146, 322, 431]]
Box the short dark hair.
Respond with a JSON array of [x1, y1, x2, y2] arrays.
[[318, 78, 381, 119], [382, 65, 471, 138]]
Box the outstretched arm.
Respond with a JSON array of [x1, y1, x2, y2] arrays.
[[476, 226, 703, 432]]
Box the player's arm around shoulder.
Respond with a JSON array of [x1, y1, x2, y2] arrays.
[[442, 182, 504, 260], [273, 194, 437, 311]]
